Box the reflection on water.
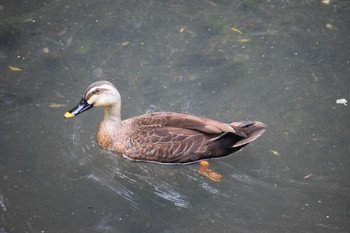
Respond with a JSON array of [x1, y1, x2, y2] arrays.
[[1, 0, 350, 232]]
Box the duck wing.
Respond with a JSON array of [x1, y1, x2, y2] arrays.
[[130, 112, 247, 136], [122, 112, 266, 163]]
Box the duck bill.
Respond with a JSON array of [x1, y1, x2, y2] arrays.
[[64, 98, 93, 118]]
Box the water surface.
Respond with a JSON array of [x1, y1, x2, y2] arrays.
[[1, 1, 349, 232]]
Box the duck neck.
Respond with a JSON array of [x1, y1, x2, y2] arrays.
[[102, 103, 122, 129], [97, 103, 122, 150]]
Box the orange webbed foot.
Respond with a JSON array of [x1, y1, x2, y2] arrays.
[[198, 160, 222, 182]]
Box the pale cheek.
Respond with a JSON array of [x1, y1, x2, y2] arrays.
[[87, 96, 98, 105], [91, 97, 109, 107], [87, 96, 102, 105], [94, 101, 108, 107]]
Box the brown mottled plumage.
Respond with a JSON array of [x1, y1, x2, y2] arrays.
[[64, 81, 266, 164]]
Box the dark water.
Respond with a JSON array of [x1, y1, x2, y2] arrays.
[[1, 0, 350, 232]]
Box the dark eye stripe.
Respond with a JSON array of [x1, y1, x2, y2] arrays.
[[85, 88, 107, 100]]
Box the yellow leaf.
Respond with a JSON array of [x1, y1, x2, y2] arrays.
[[230, 27, 243, 34], [179, 27, 186, 33], [238, 38, 250, 43], [8, 66, 22, 71], [121, 41, 129, 46], [325, 23, 336, 30]]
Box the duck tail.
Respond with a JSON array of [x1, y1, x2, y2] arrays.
[[229, 121, 266, 148]]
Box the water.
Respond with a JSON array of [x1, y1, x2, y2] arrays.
[[1, 0, 350, 232]]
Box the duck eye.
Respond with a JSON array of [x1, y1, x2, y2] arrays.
[[93, 88, 101, 94]]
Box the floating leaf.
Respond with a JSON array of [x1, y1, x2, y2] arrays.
[[208, 1, 217, 6], [121, 41, 129, 46], [8, 66, 22, 71], [179, 27, 186, 33], [270, 150, 281, 156], [230, 26, 243, 34], [325, 23, 336, 30], [238, 38, 250, 43], [42, 47, 49, 53], [49, 103, 67, 108]]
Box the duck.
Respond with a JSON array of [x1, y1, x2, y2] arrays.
[[64, 80, 266, 166]]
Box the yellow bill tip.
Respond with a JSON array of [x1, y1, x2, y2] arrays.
[[64, 112, 75, 118]]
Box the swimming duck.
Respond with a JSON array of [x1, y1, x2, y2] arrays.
[[64, 81, 266, 164]]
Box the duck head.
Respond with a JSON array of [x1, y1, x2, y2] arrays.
[[64, 80, 121, 118]]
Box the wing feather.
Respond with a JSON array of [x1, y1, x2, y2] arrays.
[[123, 112, 251, 162]]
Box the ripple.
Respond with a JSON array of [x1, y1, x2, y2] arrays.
[[88, 172, 139, 209], [0, 193, 7, 212], [154, 184, 190, 208]]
